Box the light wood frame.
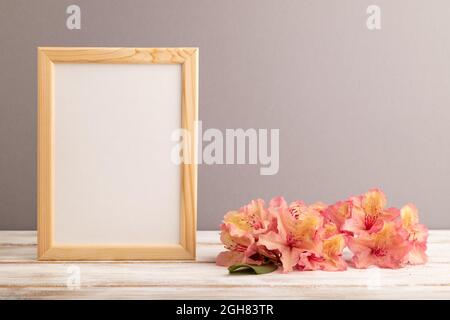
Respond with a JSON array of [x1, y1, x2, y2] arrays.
[[37, 47, 198, 260]]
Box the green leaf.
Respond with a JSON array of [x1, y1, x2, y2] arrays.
[[228, 263, 278, 275]]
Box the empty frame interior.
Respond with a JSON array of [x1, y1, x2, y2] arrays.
[[54, 63, 181, 244], [38, 48, 197, 260]]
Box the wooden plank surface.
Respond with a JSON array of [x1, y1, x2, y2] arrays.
[[0, 231, 449, 299]]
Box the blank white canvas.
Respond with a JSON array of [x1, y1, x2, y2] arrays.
[[54, 63, 181, 244]]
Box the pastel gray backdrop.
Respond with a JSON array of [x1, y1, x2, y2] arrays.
[[1, 0, 449, 230]]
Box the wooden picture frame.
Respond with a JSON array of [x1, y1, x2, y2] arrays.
[[37, 47, 198, 260]]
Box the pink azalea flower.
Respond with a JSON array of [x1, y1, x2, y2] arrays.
[[297, 234, 347, 271], [258, 205, 323, 272], [400, 204, 428, 265], [216, 191, 429, 273], [348, 221, 411, 269], [216, 224, 259, 267], [223, 199, 273, 237], [342, 189, 399, 235], [217, 199, 278, 267], [322, 200, 353, 232]]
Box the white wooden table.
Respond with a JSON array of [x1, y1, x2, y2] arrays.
[[0, 230, 449, 299]]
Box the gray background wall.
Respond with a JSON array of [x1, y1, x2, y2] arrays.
[[1, 0, 450, 230]]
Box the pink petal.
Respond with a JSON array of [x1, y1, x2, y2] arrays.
[[322, 200, 352, 231], [320, 256, 347, 271], [362, 189, 387, 215], [342, 206, 366, 235], [259, 231, 300, 273], [406, 244, 428, 265], [383, 207, 400, 221], [278, 247, 302, 273], [413, 224, 429, 243], [347, 237, 375, 269], [216, 251, 245, 267], [400, 204, 419, 229], [258, 231, 285, 251], [297, 252, 320, 271], [269, 196, 287, 209]]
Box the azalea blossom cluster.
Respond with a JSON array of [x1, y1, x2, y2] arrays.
[[216, 189, 428, 272]]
